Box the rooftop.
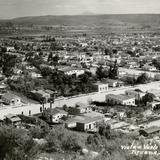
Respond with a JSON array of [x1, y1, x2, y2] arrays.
[[143, 126, 160, 134], [106, 94, 135, 101], [2, 93, 19, 100], [111, 121, 129, 130], [77, 116, 103, 124], [44, 108, 67, 116], [93, 82, 108, 86], [66, 115, 103, 124], [105, 79, 118, 83], [58, 67, 84, 73], [5, 114, 21, 122]]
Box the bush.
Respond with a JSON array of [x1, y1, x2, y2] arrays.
[[45, 127, 83, 153], [0, 125, 40, 160]]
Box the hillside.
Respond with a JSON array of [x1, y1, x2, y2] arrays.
[[1, 14, 160, 27]]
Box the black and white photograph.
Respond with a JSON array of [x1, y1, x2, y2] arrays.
[[1, 0, 160, 159]]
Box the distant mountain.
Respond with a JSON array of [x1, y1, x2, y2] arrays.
[[80, 11, 95, 15], [0, 14, 160, 26]]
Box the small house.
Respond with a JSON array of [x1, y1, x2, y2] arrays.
[[43, 108, 68, 123], [106, 94, 136, 106], [5, 114, 21, 126], [139, 126, 160, 137], [76, 116, 103, 132], [93, 82, 108, 93], [2, 93, 21, 105], [68, 102, 92, 115]]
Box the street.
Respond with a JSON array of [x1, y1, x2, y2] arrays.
[[1, 80, 160, 119]]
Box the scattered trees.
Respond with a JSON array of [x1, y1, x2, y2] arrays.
[[124, 73, 150, 85], [96, 61, 119, 80]]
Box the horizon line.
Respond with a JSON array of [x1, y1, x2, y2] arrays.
[[1, 13, 160, 21]]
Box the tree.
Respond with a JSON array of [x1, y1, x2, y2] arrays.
[[124, 76, 137, 85], [108, 60, 119, 80], [136, 73, 149, 84], [52, 54, 59, 66], [0, 52, 18, 77], [98, 123, 111, 139], [127, 50, 136, 57], [104, 48, 112, 56], [48, 53, 59, 66], [142, 93, 155, 105], [40, 67, 53, 78], [96, 65, 108, 80], [152, 59, 160, 70]]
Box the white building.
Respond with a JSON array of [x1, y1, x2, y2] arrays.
[[106, 94, 135, 106], [43, 108, 68, 123], [6, 46, 15, 52], [59, 67, 85, 76], [93, 82, 108, 93]]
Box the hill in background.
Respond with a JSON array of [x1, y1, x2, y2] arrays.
[[0, 14, 160, 27], [0, 13, 160, 26]]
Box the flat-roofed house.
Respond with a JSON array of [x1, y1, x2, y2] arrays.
[[68, 102, 92, 115], [43, 108, 68, 123], [139, 126, 160, 137], [106, 94, 135, 106], [2, 93, 21, 105], [76, 116, 103, 132], [93, 82, 108, 93], [105, 79, 124, 88], [5, 114, 21, 126], [65, 111, 104, 131]]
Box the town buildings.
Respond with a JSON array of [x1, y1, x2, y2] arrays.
[[2, 93, 21, 105], [106, 94, 136, 106], [93, 82, 108, 93]]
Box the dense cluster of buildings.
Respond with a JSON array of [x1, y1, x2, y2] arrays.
[[1, 32, 160, 141]]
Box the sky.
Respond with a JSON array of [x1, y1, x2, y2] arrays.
[[0, 0, 160, 19]]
